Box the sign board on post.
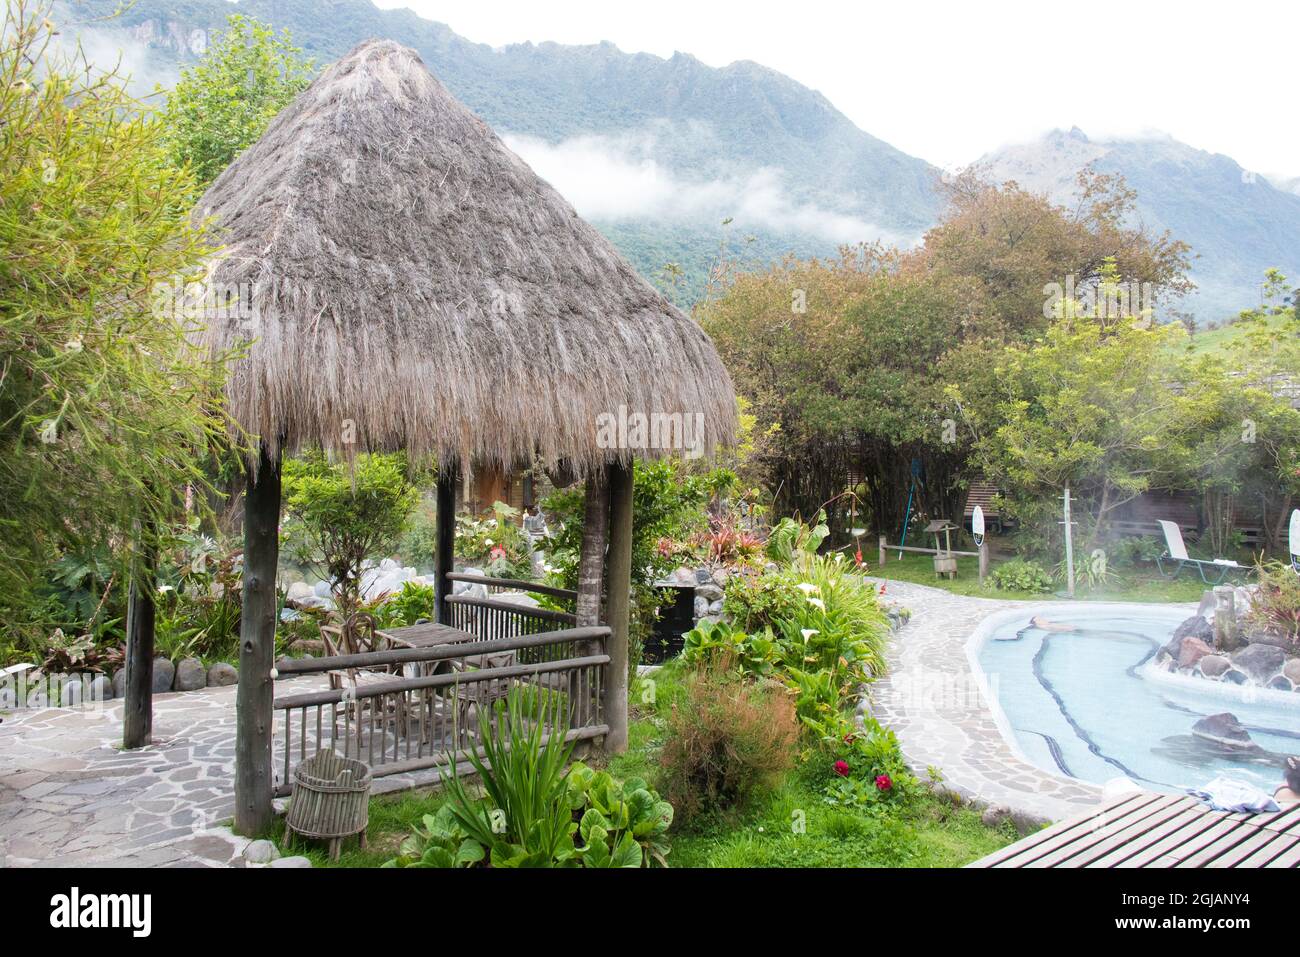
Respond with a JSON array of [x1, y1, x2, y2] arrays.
[[971, 505, 985, 547]]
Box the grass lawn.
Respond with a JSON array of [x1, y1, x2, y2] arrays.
[[869, 550, 1210, 603], [284, 663, 1019, 868]]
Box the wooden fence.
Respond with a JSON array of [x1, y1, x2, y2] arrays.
[[271, 597, 606, 796]]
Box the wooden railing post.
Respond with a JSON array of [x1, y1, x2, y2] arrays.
[[604, 461, 633, 753], [123, 530, 157, 749], [978, 540, 990, 583], [235, 444, 281, 837], [434, 462, 458, 625], [878, 534, 887, 568]]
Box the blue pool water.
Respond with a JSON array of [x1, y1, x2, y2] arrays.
[[975, 606, 1300, 794]]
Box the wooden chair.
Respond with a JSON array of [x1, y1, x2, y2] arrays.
[[319, 613, 408, 754], [449, 651, 517, 744]]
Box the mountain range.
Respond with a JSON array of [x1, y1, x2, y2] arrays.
[[63, 0, 1300, 320]]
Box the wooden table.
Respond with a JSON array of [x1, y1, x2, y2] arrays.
[[381, 621, 477, 651]]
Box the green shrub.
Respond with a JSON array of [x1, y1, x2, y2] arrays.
[[385, 692, 673, 868], [658, 664, 798, 824], [681, 619, 780, 678], [1107, 534, 1165, 568], [803, 711, 917, 810], [722, 568, 806, 632], [777, 553, 889, 683], [987, 558, 1053, 593], [433, 689, 578, 868], [564, 762, 673, 867], [1246, 561, 1300, 648], [370, 581, 437, 628]]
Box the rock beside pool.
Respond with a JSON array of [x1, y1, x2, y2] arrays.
[[1284, 659, 1300, 686], [1191, 712, 1258, 750], [1198, 654, 1232, 678], [1231, 644, 1286, 684], [1178, 636, 1214, 669], [1163, 615, 1213, 659]]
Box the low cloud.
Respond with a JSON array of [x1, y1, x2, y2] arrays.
[[503, 129, 904, 246]]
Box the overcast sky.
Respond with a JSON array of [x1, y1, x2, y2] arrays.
[[372, 0, 1297, 179]]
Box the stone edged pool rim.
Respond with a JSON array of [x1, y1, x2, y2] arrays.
[[964, 601, 1300, 795]]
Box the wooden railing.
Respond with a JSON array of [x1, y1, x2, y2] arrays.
[[445, 571, 577, 606], [271, 627, 609, 797]]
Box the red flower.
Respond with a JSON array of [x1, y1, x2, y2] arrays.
[[875, 774, 892, 791], [489, 545, 507, 559], [855, 549, 864, 566], [878, 583, 887, 595], [833, 760, 850, 777], [843, 733, 855, 744]]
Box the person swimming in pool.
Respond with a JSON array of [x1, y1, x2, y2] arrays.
[[1031, 615, 1079, 634], [1276, 757, 1300, 807]]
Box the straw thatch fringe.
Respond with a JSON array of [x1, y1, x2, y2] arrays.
[[194, 39, 736, 476]]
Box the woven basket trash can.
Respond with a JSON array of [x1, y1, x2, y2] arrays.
[[285, 750, 372, 860]]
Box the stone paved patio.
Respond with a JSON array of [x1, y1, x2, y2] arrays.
[[866, 580, 1108, 825], [0, 675, 448, 867]]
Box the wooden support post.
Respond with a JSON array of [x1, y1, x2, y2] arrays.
[[978, 540, 989, 584], [879, 534, 887, 567], [234, 445, 281, 837], [434, 463, 458, 625], [574, 471, 610, 738], [123, 534, 157, 749], [575, 473, 610, 628], [604, 461, 633, 754]]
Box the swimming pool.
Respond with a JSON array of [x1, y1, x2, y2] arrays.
[[970, 604, 1300, 795]]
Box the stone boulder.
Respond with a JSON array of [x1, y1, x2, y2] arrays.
[[1191, 712, 1257, 750], [151, 658, 175, 694], [207, 662, 238, 687], [1231, 643, 1286, 685], [1198, 654, 1232, 678], [174, 657, 207, 692], [88, 674, 113, 702], [1162, 615, 1212, 659], [1178, 636, 1215, 670], [1267, 675, 1295, 693], [696, 583, 724, 603], [243, 839, 279, 864], [285, 581, 316, 605], [1284, 659, 1300, 686], [111, 668, 127, 699]]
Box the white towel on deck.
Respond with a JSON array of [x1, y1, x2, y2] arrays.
[[1186, 776, 1280, 813]]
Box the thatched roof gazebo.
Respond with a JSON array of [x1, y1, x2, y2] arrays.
[[144, 40, 735, 833]]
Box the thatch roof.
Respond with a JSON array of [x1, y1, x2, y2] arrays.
[[195, 39, 736, 475]]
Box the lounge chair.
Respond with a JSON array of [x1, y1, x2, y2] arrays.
[[1155, 520, 1243, 585]]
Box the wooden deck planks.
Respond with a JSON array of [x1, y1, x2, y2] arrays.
[[968, 793, 1156, 868], [1025, 795, 1191, 869], [970, 791, 1300, 869]]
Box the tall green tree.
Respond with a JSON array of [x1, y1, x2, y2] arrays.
[[0, 2, 232, 649], [160, 13, 313, 189], [281, 451, 419, 619]]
